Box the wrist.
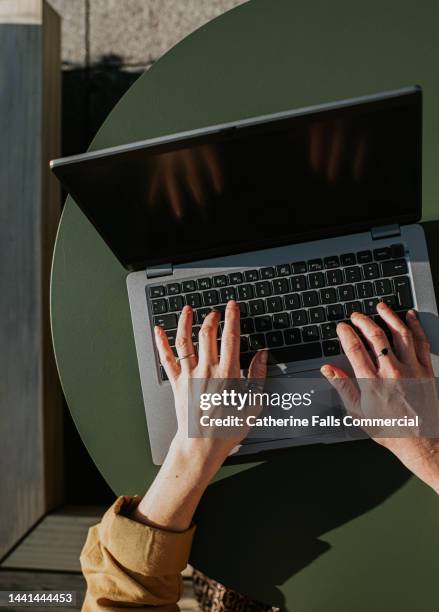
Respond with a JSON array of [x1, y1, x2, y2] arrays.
[[167, 436, 225, 482]]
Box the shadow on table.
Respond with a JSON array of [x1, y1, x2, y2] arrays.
[[190, 439, 410, 609]]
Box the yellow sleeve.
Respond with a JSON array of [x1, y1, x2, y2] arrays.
[[80, 496, 196, 611]]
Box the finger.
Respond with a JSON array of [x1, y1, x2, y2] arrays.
[[350, 312, 399, 373], [406, 309, 434, 372], [327, 124, 345, 183], [155, 325, 180, 382], [220, 300, 241, 373], [321, 364, 361, 414], [198, 309, 221, 366], [336, 321, 377, 378], [376, 301, 417, 364], [200, 146, 223, 193], [248, 349, 268, 384], [183, 152, 206, 207], [175, 305, 197, 372]]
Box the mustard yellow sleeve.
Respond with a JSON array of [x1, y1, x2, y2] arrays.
[[80, 496, 196, 611]]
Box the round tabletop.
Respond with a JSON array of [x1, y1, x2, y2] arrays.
[[51, 1, 439, 609]]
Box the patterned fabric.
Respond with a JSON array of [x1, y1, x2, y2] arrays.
[[192, 569, 282, 612]]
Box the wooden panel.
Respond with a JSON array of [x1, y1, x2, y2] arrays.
[[0, 1, 61, 560], [0, 0, 42, 24]]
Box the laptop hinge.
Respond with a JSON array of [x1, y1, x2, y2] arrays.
[[370, 224, 401, 240], [146, 263, 173, 279]]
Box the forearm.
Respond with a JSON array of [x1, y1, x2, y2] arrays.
[[133, 440, 223, 531]]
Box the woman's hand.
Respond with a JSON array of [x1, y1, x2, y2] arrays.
[[134, 300, 267, 531], [321, 302, 439, 494]]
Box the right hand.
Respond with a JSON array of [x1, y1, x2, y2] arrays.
[[321, 302, 439, 494]]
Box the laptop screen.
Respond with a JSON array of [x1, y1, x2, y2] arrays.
[[52, 88, 421, 270]]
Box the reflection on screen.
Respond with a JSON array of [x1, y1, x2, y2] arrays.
[[53, 92, 420, 269]]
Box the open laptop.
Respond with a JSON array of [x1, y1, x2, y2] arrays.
[[51, 86, 439, 464]]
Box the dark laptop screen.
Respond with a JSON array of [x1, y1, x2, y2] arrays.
[[52, 89, 421, 270]]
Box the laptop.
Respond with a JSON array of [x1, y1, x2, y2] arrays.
[[51, 86, 439, 465]]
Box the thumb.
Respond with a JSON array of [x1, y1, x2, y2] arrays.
[[321, 364, 361, 416]]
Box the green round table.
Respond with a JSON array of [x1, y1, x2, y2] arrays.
[[51, 1, 439, 609]]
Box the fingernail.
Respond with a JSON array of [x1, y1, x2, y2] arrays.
[[227, 299, 237, 308], [377, 301, 386, 309], [407, 309, 417, 319], [350, 311, 359, 318], [259, 349, 268, 364], [321, 365, 335, 379], [183, 305, 192, 313], [154, 325, 161, 334]]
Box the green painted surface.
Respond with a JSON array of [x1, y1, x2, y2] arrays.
[[51, 1, 439, 609]]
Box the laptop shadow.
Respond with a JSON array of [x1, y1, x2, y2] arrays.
[[190, 439, 410, 609]]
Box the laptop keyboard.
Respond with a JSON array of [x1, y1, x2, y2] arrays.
[[147, 244, 413, 381]]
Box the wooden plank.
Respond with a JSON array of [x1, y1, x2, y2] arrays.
[[0, 1, 61, 560], [2, 508, 104, 572]]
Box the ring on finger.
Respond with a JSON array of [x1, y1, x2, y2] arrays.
[[176, 352, 196, 362]]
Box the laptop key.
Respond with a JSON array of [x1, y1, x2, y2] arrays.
[[276, 263, 291, 276], [240, 336, 250, 353], [374, 278, 392, 295], [152, 299, 168, 314], [308, 259, 323, 271], [255, 281, 272, 297], [284, 328, 301, 345], [167, 283, 181, 295], [338, 285, 355, 301], [249, 333, 266, 350], [391, 243, 405, 258], [356, 282, 373, 299], [213, 275, 227, 287], [168, 296, 184, 311], [260, 267, 275, 279], [291, 309, 308, 327], [273, 312, 290, 329], [380, 294, 397, 308], [249, 299, 266, 316], [191, 326, 200, 342], [266, 296, 283, 313], [255, 315, 272, 332], [357, 250, 372, 263], [324, 255, 340, 269], [308, 272, 325, 289], [186, 293, 201, 308], [202, 290, 219, 307], [237, 284, 254, 300], [363, 298, 379, 315], [309, 306, 326, 323], [284, 293, 301, 310], [291, 261, 307, 274], [197, 278, 212, 290], [166, 329, 177, 345], [267, 342, 322, 364], [241, 318, 255, 334], [326, 269, 343, 285], [220, 287, 236, 302], [228, 272, 243, 285], [373, 247, 391, 261], [290, 275, 307, 291], [362, 263, 380, 280], [302, 290, 319, 307], [196, 308, 212, 324], [323, 339, 341, 356], [182, 280, 196, 292], [150, 286, 165, 298], [244, 269, 259, 282], [327, 304, 344, 321], [382, 259, 408, 276], [340, 253, 356, 266], [302, 325, 319, 342], [321, 322, 337, 339], [345, 301, 362, 317], [394, 276, 413, 309], [272, 278, 289, 294], [154, 313, 178, 329], [266, 331, 284, 348], [345, 266, 362, 283], [320, 288, 337, 304]]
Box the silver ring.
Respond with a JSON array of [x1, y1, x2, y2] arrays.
[[176, 352, 196, 362], [377, 347, 390, 358]]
